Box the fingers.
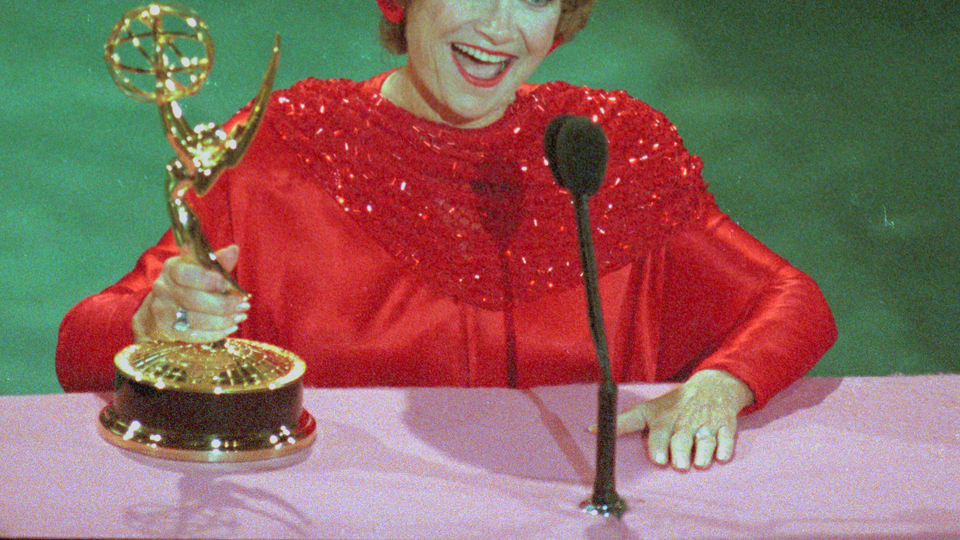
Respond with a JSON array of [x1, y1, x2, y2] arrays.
[[215, 245, 240, 273], [167, 305, 247, 342], [693, 427, 719, 469], [587, 377, 750, 473], [613, 404, 649, 436], [647, 424, 672, 466], [167, 257, 232, 296], [647, 423, 729, 470], [628, 378, 744, 471], [716, 425, 736, 462], [146, 294, 248, 343], [134, 247, 249, 343], [157, 262, 245, 315], [593, 397, 740, 471], [670, 429, 697, 470], [169, 245, 242, 296]]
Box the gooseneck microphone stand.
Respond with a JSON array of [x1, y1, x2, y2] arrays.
[[544, 115, 626, 519]]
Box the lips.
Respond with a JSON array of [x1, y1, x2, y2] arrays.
[[451, 43, 516, 88]]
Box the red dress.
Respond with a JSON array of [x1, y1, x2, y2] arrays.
[[56, 73, 837, 410]]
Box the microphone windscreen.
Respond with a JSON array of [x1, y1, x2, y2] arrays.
[[557, 116, 608, 197], [544, 115, 608, 197], [544, 115, 574, 186]]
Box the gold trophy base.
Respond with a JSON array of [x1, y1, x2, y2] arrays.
[[97, 338, 316, 463]]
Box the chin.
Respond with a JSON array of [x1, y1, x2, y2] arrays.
[[447, 85, 523, 127], [446, 100, 508, 127]]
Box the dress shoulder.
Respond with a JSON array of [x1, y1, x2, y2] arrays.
[[521, 81, 683, 142]]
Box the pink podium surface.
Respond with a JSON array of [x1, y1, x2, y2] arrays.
[[2, 376, 959, 539]]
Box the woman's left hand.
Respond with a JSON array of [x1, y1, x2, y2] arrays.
[[613, 369, 755, 470]]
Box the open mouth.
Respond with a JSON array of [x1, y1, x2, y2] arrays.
[[451, 43, 516, 87]]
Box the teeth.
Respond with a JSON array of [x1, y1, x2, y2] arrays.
[[453, 43, 511, 64]]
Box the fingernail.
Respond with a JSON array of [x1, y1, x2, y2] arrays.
[[226, 325, 239, 334], [655, 451, 667, 465], [234, 313, 248, 324], [236, 302, 251, 313]]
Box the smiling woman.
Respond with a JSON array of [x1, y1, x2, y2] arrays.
[[57, 0, 836, 472]]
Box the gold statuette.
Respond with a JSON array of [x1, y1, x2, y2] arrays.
[[98, 4, 315, 463]]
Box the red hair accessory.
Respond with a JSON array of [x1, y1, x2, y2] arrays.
[[376, 0, 405, 24]]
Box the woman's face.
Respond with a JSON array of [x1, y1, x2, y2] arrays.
[[387, 0, 562, 128]]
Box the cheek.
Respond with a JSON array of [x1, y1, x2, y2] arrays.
[[405, 24, 441, 78], [523, 13, 562, 55], [406, 5, 459, 71]]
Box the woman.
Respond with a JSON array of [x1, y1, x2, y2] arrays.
[[57, 0, 836, 471]]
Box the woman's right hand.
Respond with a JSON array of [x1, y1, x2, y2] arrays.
[[131, 244, 250, 343]]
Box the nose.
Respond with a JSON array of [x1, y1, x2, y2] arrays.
[[475, 0, 515, 45]]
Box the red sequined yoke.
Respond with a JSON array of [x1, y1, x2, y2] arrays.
[[270, 74, 709, 309]]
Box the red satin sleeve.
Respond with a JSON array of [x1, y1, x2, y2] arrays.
[[651, 202, 837, 410], [55, 234, 177, 392]]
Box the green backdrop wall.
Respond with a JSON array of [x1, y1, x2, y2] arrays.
[[2, 1, 957, 394]]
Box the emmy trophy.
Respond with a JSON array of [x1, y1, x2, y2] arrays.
[[96, 4, 316, 462]]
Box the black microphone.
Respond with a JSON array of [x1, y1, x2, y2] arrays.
[[544, 115, 607, 196], [544, 115, 626, 518]]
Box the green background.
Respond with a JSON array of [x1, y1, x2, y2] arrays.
[[2, 1, 957, 395]]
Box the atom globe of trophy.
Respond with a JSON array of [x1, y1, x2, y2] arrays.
[[97, 4, 316, 463]]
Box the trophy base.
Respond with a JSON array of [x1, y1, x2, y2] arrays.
[[98, 405, 316, 463], [97, 338, 316, 463]]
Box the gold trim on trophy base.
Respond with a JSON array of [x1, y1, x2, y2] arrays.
[[98, 338, 316, 463], [113, 339, 306, 394], [98, 404, 316, 463]]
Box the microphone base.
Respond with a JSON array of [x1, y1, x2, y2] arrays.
[[580, 492, 627, 519]]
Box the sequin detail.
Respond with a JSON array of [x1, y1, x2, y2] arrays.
[[270, 75, 708, 310]]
